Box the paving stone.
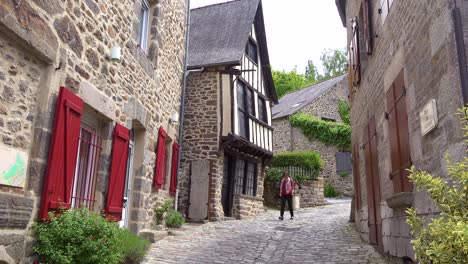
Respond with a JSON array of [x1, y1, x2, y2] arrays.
[[142, 200, 388, 263]]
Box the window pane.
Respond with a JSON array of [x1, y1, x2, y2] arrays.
[[246, 89, 254, 115], [139, 1, 149, 51], [246, 162, 256, 196], [237, 82, 245, 110], [238, 110, 247, 138], [258, 98, 266, 122], [234, 160, 245, 194], [246, 39, 258, 64]]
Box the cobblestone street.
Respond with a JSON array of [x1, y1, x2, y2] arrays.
[[143, 200, 388, 263]]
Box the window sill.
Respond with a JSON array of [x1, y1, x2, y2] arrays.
[[386, 192, 413, 209]]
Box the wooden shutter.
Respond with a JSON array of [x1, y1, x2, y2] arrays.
[[169, 142, 179, 195], [363, 0, 372, 54], [39, 86, 83, 220], [386, 70, 412, 193], [352, 143, 362, 209], [348, 49, 354, 100], [351, 19, 361, 85], [153, 127, 167, 189], [363, 118, 382, 246], [105, 123, 130, 221]]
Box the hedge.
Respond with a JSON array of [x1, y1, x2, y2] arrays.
[[270, 151, 323, 171], [290, 112, 351, 151]]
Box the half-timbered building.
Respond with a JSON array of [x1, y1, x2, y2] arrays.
[[336, 0, 467, 261], [179, 0, 277, 221]]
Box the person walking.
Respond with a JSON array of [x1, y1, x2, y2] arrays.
[[279, 171, 294, 220]]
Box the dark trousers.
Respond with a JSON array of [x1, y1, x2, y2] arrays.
[[280, 194, 294, 217]]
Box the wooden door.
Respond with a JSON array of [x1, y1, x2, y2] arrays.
[[363, 118, 382, 246]]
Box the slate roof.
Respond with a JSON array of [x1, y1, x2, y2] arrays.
[[188, 0, 278, 102], [271, 74, 347, 120], [188, 0, 260, 68]]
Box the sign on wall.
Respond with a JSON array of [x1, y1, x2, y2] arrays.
[[419, 99, 438, 136], [0, 145, 28, 187]]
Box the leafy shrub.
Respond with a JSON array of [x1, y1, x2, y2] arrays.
[[34, 208, 122, 264], [165, 210, 186, 228], [339, 171, 349, 178], [338, 99, 351, 125], [270, 151, 323, 171], [115, 229, 150, 264], [290, 112, 351, 151], [324, 183, 337, 197], [265, 167, 284, 183], [154, 200, 173, 225], [405, 108, 468, 263]]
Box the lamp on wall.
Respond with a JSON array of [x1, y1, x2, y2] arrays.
[[106, 46, 121, 62], [169, 113, 179, 124]]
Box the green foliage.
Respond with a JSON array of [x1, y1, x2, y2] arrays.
[[290, 112, 351, 151], [154, 200, 173, 225], [272, 68, 312, 98], [405, 107, 468, 263], [304, 60, 320, 84], [115, 228, 150, 264], [270, 151, 323, 171], [165, 210, 186, 228], [34, 208, 123, 264], [324, 183, 337, 197], [320, 49, 348, 79], [265, 167, 284, 183], [339, 171, 350, 178], [338, 99, 351, 125]]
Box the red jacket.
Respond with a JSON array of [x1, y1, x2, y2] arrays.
[[280, 177, 294, 196]]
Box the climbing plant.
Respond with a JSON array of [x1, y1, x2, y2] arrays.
[[405, 107, 468, 264], [290, 112, 351, 151], [338, 99, 351, 125]]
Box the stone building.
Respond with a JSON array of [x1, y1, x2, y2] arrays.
[[336, 0, 467, 261], [178, 0, 278, 221], [272, 74, 353, 197], [0, 0, 187, 262]]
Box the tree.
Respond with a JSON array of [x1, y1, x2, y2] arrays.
[[304, 60, 320, 84], [320, 49, 347, 79], [272, 67, 307, 98]]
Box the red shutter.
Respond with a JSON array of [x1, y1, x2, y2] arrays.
[[169, 143, 179, 195], [105, 124, 130, 221], [154, 127, 167, 189], [363, 0, 372, 54], [352, 143, 362, 209], [352, 19, 361, 85], [39, 86, 83, 220]]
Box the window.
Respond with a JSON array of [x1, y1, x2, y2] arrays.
[[233, 159, 257, 196], [237, 81, 249, 138], [322, 117, 336, 122], [245, 39, 258, 64], [71, 125, 102, 209], [379, 0, 394, 25], [335, 152, 352, 175], [348, 18, 361, 92], [258, 97, 267, 123], [138, 0, 150, 52], [386, 70, 412, 193]]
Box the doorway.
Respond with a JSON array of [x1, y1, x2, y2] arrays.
[[221, 155, 235, 217], [119, 130, 134, 228]]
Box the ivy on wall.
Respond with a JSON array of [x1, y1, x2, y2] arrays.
[[290, 112, 351, 151], [338, 99, 351, 125], [270, 151, 323, 171]]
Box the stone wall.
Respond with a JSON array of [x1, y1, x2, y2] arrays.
[[232, 194, 265, 220], [0, 0, 187, 262], [343, 0, 466, 259], [298, 179, 326, 207], [272, 77, 353, 196]]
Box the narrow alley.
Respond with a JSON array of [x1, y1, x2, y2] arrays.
[[143, 200, 388, 264]]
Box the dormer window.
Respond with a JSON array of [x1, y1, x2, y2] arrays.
[[245, 39, 258, 64], [138, 0, 150, 52]]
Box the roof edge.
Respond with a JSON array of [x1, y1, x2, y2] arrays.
[[335, 0, 347, 28]]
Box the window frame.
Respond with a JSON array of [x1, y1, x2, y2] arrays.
[[257, 97, 267, 123], [233, 158, 258, 197], [138, 0, 150, 52], [245, 38, 258, 64]]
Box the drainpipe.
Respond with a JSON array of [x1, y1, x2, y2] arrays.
[[175, 0, 205, 211], [452, 1, 468, 104]]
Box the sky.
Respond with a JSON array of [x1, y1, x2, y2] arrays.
[[190, 0, 347, 74]]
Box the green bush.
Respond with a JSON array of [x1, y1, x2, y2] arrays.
[[154, 200, 172, 225], [338, 99, 351, 125], [34, 208, 122, 264], [339, 171, 350, 178], [165, 210, 185, 228], [290, 112, 351, 151], [405, 108, 468, 263], [324, 183, 337, 197], [265, 167, 284, 183], [115, 229, 150, 264], [270, 151, 323, 171]]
